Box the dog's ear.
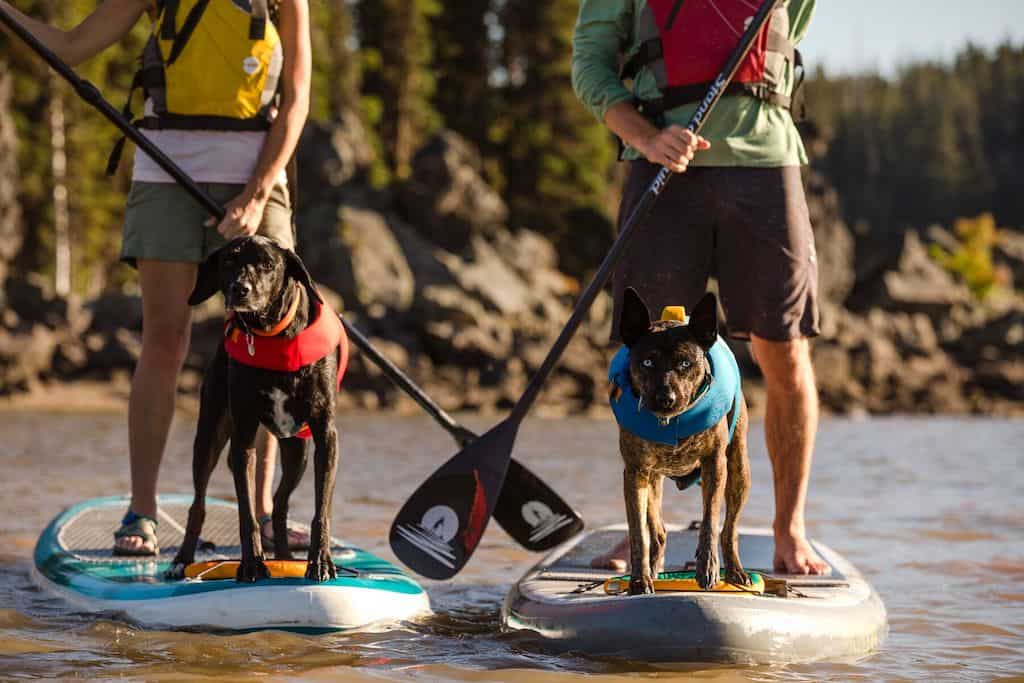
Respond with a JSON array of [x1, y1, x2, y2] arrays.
[[619, 287, 652, 348], [689, 293, 719, 350], [189, 248, 223, 306], [282, 247, 323, 304]]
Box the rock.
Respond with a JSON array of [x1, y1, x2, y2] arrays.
[[301, 205, 415, 318], [87, 293, 143, 333], [4, 274, 90, 332], [397, 131, 508, 251], [0, 324, 58, 392], [994, 228, 1024, 290], [418, 285, 514, 366], [296, 114, 375, 199], [877, 231, 972, 316], [804, 168, 855, 305]]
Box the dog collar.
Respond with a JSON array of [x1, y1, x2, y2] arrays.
[[608, 337, 742, 447], [251, 282, 302, 337]]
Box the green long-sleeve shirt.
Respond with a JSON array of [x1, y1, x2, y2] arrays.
[[571, 0, 814, 166]]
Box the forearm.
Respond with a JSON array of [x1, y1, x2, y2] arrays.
[[0, 0, 149, 67], [603, 101, 660, 157], [246, 93, 309, 199]]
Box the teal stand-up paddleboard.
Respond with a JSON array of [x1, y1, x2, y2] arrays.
[[33, 495, 430, 632]]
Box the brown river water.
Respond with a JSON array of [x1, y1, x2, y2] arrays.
[[0, 411, 1021, 681]]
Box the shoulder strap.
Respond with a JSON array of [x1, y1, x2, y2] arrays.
[[165, 0, 211, 66], [250, 0, 268, 39]]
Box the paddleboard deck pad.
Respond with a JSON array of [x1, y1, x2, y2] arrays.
[[33, 495, 430, 632], [503, 524, 886, 663]]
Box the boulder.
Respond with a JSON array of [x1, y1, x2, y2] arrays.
[[296, 113, 375, 200], [0, 324, 58, 392], [397, 131, 508, 251], [877, 231, 972, 316], [300, 205, 415, 318], [805, 168, 855, 305]]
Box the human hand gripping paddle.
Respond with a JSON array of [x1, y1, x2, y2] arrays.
[[388, 0, 784, 579], [0, 5, 582, 554]]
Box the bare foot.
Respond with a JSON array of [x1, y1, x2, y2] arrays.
[[773, 530, 831, 575], [114, 534, 155, 554], [591, 534, 630, 573], [260, 517, 311, 551]]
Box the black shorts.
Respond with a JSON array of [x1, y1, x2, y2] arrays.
[[612, 162, 820, 342]]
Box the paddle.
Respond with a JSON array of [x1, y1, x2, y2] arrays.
[[0, 5, 582, 554], [342, 323, 583, 551], [389, 0, 783, 580]]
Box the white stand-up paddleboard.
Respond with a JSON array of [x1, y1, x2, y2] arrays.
[[503, 524, 886, 663], [32, 495, 430, 633]]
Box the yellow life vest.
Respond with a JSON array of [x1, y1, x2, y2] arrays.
[[108, 0, 283, 172]]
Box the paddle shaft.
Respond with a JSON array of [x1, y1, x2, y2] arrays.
[[341, 321, 475, 446], [508, 0, 782, 426]]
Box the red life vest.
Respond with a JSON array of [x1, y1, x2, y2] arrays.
[[622, 0, 801, 120], [224, 299, 349, 440]]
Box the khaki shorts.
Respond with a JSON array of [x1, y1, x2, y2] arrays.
[[121, 181, 294, 266], [612, 162, 820, 342]]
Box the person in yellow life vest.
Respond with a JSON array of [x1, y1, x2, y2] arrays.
[[0, 0, 313, 556]]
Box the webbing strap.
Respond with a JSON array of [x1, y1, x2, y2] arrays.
[[138, 113, 273, 131], [637, 80, 792, 117], [249, 0, 268, 40], [165, 0, 211, 66], [160, 0, 179, 40]]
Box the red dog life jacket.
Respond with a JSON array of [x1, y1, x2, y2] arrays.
[[224, 300, 349, 440], [622, 0, 801, 120]]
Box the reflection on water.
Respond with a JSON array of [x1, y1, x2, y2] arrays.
[[1, 412, 1022, 680]]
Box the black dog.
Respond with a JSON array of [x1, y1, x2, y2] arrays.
[[612, 288, 750, 594], [169, 236, 346, 582]]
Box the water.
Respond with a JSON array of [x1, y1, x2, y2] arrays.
[[1, 411, 1022, 681]]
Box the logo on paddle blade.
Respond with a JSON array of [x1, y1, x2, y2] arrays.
[[521, 500, 575, 543], [393, 505, 459, 569]]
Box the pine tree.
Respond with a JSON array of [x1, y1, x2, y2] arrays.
[[430, 0, 493, 148], [310, 0, 359, 122], [358, 0, 441, 181], [495, 0, 617, 277]]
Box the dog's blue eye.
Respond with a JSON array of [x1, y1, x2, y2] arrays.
[[642, 359, 654, 368], [678, 360, 691, 370]]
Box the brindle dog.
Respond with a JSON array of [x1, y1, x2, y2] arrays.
[[167, 236, 342, 583], [617, 287, 751, 595]]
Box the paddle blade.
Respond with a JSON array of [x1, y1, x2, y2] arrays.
[[390, 419, 518, 579], [494, 459, 583, 552]]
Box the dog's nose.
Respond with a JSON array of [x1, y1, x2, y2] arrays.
[[654, 389, 676, 409], [231, 282, 252, 300]]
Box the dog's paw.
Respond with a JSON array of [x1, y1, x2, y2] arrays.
[[164, 562, 188, 581], [305, 559, 338, 583], [695, 551, 720, 590], [628, 574, 655, 596], [725, 566, 751, 587], [235, 558, 271, 583]]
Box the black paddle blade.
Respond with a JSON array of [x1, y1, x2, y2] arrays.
[[390, 419, 518, 579], [494, 459, 583, 552]]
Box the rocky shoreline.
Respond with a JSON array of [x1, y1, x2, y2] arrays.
[[2, 116, 1022, 417]]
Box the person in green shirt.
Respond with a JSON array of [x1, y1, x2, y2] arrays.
[[573, 0, 829, 575]]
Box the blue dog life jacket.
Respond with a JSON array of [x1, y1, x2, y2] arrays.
[[608, 336, 742, 447]]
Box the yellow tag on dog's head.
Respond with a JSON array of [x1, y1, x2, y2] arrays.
[[660, 306, 687, 323]]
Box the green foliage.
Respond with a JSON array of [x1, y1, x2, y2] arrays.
[[929, 213, 1004, 300], [806, 43, 1024, 236], [494, 0, 618, 276], [357, 0, 442, 180]]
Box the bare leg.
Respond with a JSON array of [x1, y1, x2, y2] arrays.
[[254, 427, 277, 519], [750, 335, 830, 575], [117, 260, 196, 554], [253, 427, 310, 550]]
